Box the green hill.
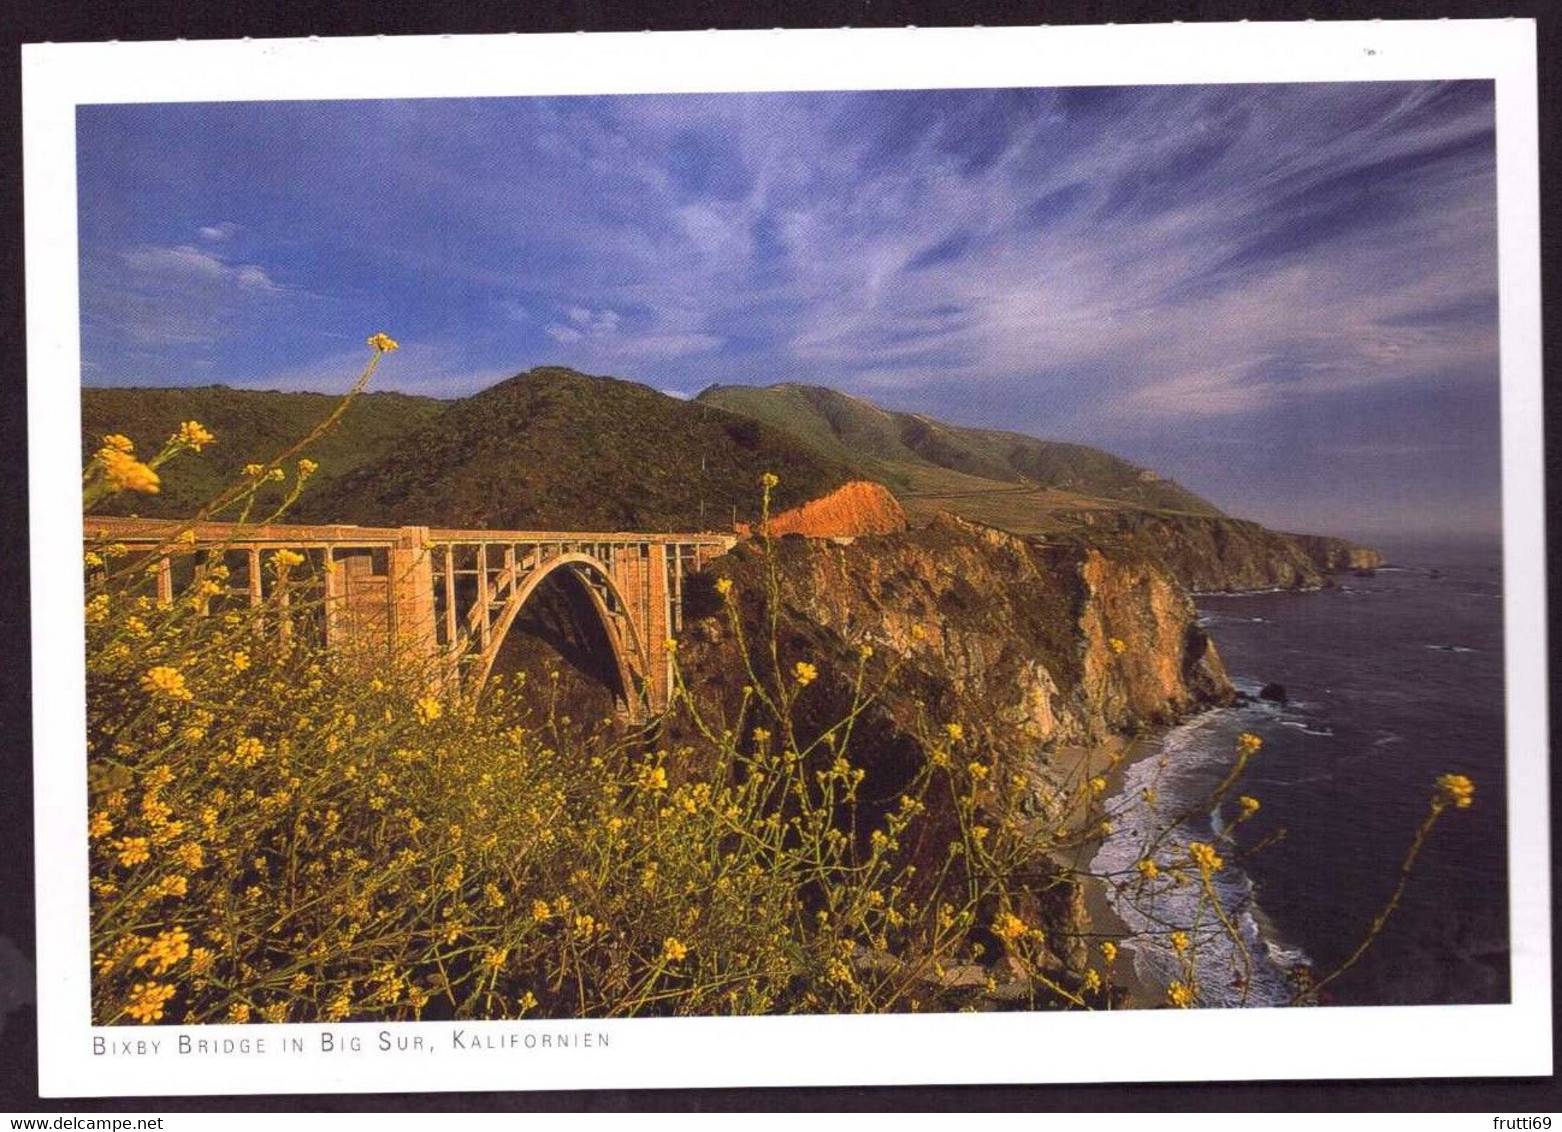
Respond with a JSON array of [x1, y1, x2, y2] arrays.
[[81, 385, 448, 518], [696, 382, 1224, 524], [294, 368, 857, 531]]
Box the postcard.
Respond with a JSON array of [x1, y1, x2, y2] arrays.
[[21, 20, 1548, 1097]]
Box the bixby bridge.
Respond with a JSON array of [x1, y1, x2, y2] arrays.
[[85, 517, 736, 722]]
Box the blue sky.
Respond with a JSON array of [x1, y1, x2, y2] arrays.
[[77, 82, 1500, 541]]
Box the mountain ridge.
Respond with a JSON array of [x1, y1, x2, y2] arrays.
[[696, 381, 1224, 518]]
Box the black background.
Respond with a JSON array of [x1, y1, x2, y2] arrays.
[[0, 0, 1556, 1113]]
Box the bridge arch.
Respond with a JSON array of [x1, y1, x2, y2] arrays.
[[467, 551, 650, 722]]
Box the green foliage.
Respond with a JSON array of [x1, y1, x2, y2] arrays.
[[81, 386, 447, 518], [697, 382, 1225, 517], [296, 368, 858, 531]]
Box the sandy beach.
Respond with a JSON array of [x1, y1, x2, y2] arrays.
[[1040, 734, 1172, 1009]]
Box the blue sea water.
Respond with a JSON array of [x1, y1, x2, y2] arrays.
[[1090, 541, 1510, 1007]]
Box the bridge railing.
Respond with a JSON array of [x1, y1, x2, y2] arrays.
[[83, 516, 736, 713]]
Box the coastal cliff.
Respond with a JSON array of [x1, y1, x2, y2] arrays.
[[668, 514, 1233, 991], [1044, 509, 1383, 593], [682, 513, 1232, 758]]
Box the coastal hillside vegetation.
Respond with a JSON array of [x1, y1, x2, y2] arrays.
[[296, 368, 859, 532], [696, 381, 1224, 516], [81, 386, 446, 519]]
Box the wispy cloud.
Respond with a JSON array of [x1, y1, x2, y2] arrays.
[[75, 83, 1499, 533], [82, 238, 290, 348]]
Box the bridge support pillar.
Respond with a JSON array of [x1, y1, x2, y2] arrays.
[[644, 542, 672, 713], [390, 527, 439, 673]]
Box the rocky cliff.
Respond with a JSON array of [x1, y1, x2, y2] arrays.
[[678, 512, 1232, 799], [1286, 532, 1387, 573], [735, 480, 909, 539], [666, 514, 1232, 993], [1043, 509, 1382, 593], [498, 504, 1243, 775]]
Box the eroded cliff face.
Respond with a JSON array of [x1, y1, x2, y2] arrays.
[[1047, 510, 1382, 593], [664, 513, 1232, 995], [734, 480, 909, 539], [678, 512, 1232, 775], [1286, 532, 1386, 572]]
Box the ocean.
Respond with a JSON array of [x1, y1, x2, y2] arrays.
[[1089, 541, 1510, 1008]]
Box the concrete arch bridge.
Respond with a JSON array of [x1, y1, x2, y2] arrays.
[[84, 517, 735, 722]]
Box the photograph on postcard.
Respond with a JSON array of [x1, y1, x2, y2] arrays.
[[72, 75, 1517, 1034]]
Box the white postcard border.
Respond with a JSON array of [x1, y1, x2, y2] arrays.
[[23, 20, 1549, 1097]]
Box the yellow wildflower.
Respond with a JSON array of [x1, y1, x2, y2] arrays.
[[1136, 858, 1159, 881], [1239, 795, 1261, 818], [157, 874, 188, 898], [135, 927, 190, 974], [176, 420, 214, 451], [243, 463, 266, 478], [1100, 940, 1118, 965], [227, 1002, 251, 1024], [715, 576, 733, 597], [140, 665, 192, 701], [1434, 773, 1475, 810], [367, 332, 400, 352], [1237, 732, 1264, 755], [636, 765, 668, 791], [115, 837, 150, 867], [482, 948, 509, 973], [992, 912, 1027, 942], [88, 812, 113, 840], [1166, 980, 1196, 1008], [1083, 969, 1102, 992], [99, 448, 160, 495], [125, 982, 176, 1024], [325, 994, 352, 1022], [1108, 637, 1127, 655], [945, 722, 963, 742], [1089, 775, 1108, 794], [1188, 842, 1223, 873], [270, 549, 305, 570], [662, 937, 689, 963], [230, 651, 250, 673], [189, 948, 214, 976], [967, 762, 989, 781], [793, 660, 818, 686], [415, 695, 443, 724], [759, 472, 780, 489], [298, 458, 318, 477], [531, 899, 552, 923], [101, 434, 135, 454]]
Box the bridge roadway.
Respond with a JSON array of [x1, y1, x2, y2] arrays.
[[84, 516, 737, 721]]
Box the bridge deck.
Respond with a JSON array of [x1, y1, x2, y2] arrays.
[[85, 515, 735, 549], [84, 516, 736, 719]]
